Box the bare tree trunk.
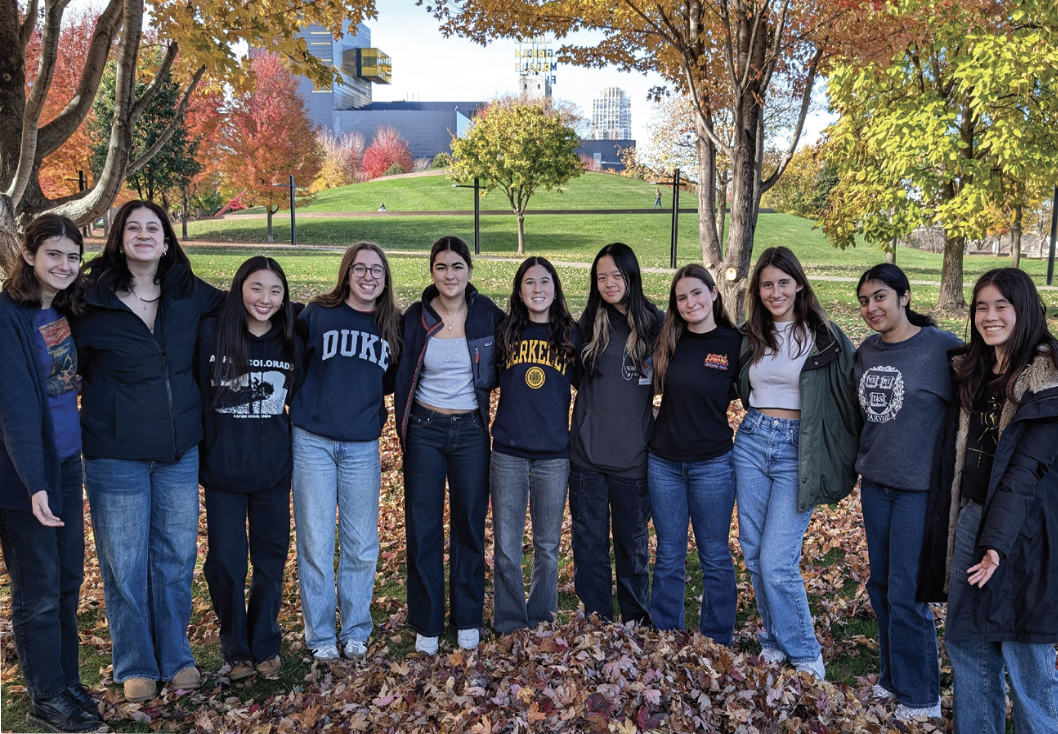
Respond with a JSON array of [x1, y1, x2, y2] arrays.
[[181, 188, 189, 241], [716, 168, 729, 251], [1011, 203, 1022, 269], [695, 114, 722, 268], [887, 236, 896, 264], [267, 209, 274, 244], [938, 233, 966, 310], [0, 199, 18, 277], [717, 122, 759, 324], [516, 211, 525, 255]]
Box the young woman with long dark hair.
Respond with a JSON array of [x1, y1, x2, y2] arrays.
[[733, 246, 859, 679], [854, 263, 960, 720], [921, 269, 1058, 732], [73, 200, 223, 702], [289, 242, 401, 661], [394, 236, 503, 654], [198, 257, 300, 679], [568, 242, 661, 625], [648, 264, 740, 644], [490, 256, 580, 633], [0, 215, 101, 732]]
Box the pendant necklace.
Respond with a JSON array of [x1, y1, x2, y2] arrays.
[[436, 303, 465, 331]]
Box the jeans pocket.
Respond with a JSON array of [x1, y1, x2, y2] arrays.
[[409, 410, 428, 427]]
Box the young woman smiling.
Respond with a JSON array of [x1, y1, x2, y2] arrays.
[[853, 264, 961, 721], [568, 242, 661, 625], [921, 269, 1058, 732], [648, 264, 741, 644], [490, 257, 580, 634], [733, 246, 859, 679], [0, 215, 101, 733], [197, 257, 301, 680], [73, 200, 224, 703], [394, 236, 503, 654], [289, 242, 401, 661]]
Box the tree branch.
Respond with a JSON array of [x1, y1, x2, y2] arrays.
[[130, 40, 179, 123], [760, 44, 823, 193], [126, 65, 206, 175], [19, 0, 40, 51]]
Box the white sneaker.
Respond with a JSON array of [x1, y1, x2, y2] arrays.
[[894, 702, 941, 721], [457, 628, 480, 650], [794, 655, 825, 680], [869, 684, 895, 701], [312, 644, 340, 660], [415, 634, 439, 655], [759, 647, 787, 665], [342, 639, 368, 658]]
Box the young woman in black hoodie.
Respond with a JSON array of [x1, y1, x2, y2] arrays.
[[197, 257, 299, 681], [568, 242, 661, 625], [0, 215, 100, 732]]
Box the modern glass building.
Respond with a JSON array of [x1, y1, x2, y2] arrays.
[[591, 87, 633, 141]]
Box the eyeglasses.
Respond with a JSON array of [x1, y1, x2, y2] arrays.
[[351, 264, 385, 279]]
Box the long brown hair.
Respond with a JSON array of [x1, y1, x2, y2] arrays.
[[955, 268, 1058, 412], [744, 246, 829, 365], [313, 242, 402, 363], [4, 214, 86, 315], [496, 257, 577, 369], [653, 264, 734, 391]]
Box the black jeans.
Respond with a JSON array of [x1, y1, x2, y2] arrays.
[[402, 404, 490, 637], [203, 480, 290, 664], [0, 455, 85, 699], [568, 463, 651, 625]]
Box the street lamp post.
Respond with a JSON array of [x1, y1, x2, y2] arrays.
[[272, 175, 297, 245], [452, 177, 481, 254], [669, 168, 681, 269]]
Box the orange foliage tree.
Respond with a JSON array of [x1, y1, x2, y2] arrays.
[[220, 53, 322, 243], [362, 126, 413, 180]]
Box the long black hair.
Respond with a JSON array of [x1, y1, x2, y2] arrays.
[[580, 243, 659, 378], [496, 256, 577, 368], [4, 214, 86, 315], [856, 263, 936, 328], [84, 200, 193, 297], [210, 257, 297, 407], [956, 268, 1058, 412]]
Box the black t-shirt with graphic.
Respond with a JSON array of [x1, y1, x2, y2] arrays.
[[648, 326, 741, 463], [854, 326, 963, 491], [962, 381, 1002, 506], [491, 322, 581, 459]]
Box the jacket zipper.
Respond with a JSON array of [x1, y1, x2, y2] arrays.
[[156, 306, 179, 460]]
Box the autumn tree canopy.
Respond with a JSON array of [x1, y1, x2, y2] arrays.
[[1, 0, 377, 275], [449, 100, 582, 256], [823, 0, 1058, 309], [220, 53, 323, 243]]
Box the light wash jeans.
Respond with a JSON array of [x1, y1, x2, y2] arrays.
[[947, 502, 1058, 733], [292, 426, 381, 650], [647, 452, 737, 646], [84, 453, 199, 683], [489, 451, 569, 633], [732, 408, 821, 665]]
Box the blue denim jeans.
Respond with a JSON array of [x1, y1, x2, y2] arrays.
[[402, 404, 490, 637], [568, 464, 651, 625], [732, 409, 820, 664], [648, 452, 737, 646], [490, 451, 569, 633], [291, 426, 380, 649], [84, 453, 199, 683], [860, 480, 939, 707], [946, 502, 1058, 733], [0, 455, 84, 698], [204, 479, 290, 664]]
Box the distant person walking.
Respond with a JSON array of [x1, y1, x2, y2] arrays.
[[653, 189, 662, 210]]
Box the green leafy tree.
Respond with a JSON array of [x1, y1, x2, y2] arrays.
[[823, 0, 1058, 308], [89, 55, 201, 206], [449, 101, 582, 255], [764, 142, 836, 220]]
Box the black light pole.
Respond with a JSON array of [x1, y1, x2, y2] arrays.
[[669, 168, 681, 269], [272, 175, 298, 245], [452, 177, 481, 254], [1048, 187, 1058, 286]]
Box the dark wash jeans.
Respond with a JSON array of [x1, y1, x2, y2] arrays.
[[203, 480, 290, 664], [403, 404, 490, 637], [0, 455, 84, 699], [568, 463, 651, 625], [860, 479, 939, 708]]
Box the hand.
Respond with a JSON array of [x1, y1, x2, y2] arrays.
[[30, 491, 64, 528], [967, 549, 1000, 588]]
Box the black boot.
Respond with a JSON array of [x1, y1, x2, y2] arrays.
[[27, 691, 100, 733], [65, 683, 103, 722]]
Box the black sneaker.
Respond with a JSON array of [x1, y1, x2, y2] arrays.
[[65, 683, 103, 722], [27, 691, 100, 732]]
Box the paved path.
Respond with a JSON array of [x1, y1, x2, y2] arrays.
[[223, 208, 708, 218]]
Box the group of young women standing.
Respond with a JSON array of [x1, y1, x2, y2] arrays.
[[1, 198, 1056, 732]]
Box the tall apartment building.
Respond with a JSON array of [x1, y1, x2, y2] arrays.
[[591, 87, 632, 140]]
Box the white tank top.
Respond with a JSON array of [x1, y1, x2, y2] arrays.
[[748, 320, 812, 411]]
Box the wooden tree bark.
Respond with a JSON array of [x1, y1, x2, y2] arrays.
[[1011, 203, 1022, 269], [939, 234, 966, 310], [695, 112, 723, 269]]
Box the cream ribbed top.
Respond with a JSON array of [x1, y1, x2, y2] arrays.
[[748, 320, 812, 411]]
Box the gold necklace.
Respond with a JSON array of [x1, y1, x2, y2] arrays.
[[435, 302, 466, 331]]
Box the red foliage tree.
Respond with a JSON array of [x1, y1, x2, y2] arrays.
[[362, 126, 413, 180], [221, 53, 322, 242]]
